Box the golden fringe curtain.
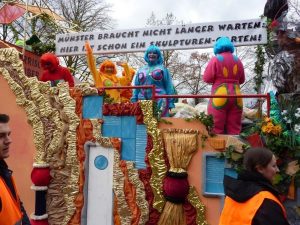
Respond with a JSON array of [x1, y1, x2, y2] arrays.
[[158, 129, 199, 225]]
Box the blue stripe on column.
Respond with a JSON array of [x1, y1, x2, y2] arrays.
[[135, 125, 147, 169], [121, 138, 136, 160]]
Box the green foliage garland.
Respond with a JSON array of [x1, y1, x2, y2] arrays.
[[253, 45, 265, 93]]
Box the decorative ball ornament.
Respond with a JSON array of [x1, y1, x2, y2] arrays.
[[30, 219, 49, 225], [162, 175, 189, 203], [31, 167, 51, 186]]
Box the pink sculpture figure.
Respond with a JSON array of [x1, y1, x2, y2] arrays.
[[203, 37, 245, 134]]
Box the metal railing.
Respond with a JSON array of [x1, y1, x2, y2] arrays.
[[99, 85, 271, 117]]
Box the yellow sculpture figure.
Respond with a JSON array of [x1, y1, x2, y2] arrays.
[[85, 42, 135, 102], [117, 62, 136, 102]]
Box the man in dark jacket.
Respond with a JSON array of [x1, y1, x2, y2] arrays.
[[0, 114, 31, 225]]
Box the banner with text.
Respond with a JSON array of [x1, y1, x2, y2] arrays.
[[55, 18, 267, 56]]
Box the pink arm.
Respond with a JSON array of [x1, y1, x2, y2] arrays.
[[203, 58, 217, 84]]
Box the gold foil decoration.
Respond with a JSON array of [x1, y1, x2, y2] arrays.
[[158, 129, 199, 225], [90, 119, 113, 148], [26, 77, 57, 163], [158, 203, 185, 225], [37, 83, 62, 164], [140, 100, 167, 212], [47, 168, 71, 224], [162, 129, 199, 171], [75, 83, 98, 96], [169, 168, 187, 173], [0, 48, 81, 225], [187, 187, 208, 225], [43, 92, 76, 225], [44, 112, 64, 164], [56, 83, 80, 225], [90, 119, 134, 224], [127, 162, 149, 225], [45, 84, 79, 225], [91, 117, 148, 224], [0, 49, 46, 164], [38, 81, 52, 94], [90, 119, 103, 137], [113, 149, 132, 225]]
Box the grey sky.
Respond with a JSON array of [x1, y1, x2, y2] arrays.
[[109, 0, 267, 29]]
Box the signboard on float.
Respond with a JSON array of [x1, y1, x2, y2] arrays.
[[55, 18, 267, 56]]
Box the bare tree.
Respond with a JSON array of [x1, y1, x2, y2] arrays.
[[129, 12, 261, 105], [146, 13, 183, 75], [237, 46, 262, 94], [116, 13, 187, 86], [144, 12, 211, 103], [174, 52, 211, 105], [288, 0, 300, 26], [0, 0, 115, 83], [143, 13, 262, 105], [47, 0, 115, 82], [50, 0, 114, 31]]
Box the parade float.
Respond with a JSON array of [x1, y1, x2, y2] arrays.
[[0, 1, 300, 225], [0, 46, 226, 225]]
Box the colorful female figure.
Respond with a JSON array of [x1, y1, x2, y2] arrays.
[[131, 45, 175, 116], [203, 37, 245, 134]]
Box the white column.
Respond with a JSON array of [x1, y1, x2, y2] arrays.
[[86, 145, 114, 225]]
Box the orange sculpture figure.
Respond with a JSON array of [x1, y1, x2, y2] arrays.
[[118, 62, 135, 102], [85, 42, 135, 102]]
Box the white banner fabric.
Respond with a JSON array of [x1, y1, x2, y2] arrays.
[[55, 18, 267, 56]]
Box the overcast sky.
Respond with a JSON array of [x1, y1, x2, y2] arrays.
[[109, 0, 267, 29]]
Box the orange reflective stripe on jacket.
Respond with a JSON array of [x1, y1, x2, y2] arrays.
[[0, 177, 22, 225], [219, 191, 286, 225]]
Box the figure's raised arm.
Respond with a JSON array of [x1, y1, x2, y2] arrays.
[[85, 41, 101, 87], [117, 62, 135, 84]]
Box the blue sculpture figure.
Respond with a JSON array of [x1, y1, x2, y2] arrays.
[[131, 45, 176, 116]]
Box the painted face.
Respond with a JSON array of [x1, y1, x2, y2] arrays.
[[42, 61, 55, 72], [257, 155, 279, 183], [147, 51, 158, 63], [104, 65, 115, 75], [0, 123, 12, 160]]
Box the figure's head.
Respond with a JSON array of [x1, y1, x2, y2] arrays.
[[40, 53, 60, 72], [243, 147, 279, 183], [99, 60, 117, 75], [213, 36, 235, 55], [144, 45, 163, 66], [0, 114, 12, 160]]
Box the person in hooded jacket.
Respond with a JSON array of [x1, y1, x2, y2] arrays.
[[219, 147, 290, 225]]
